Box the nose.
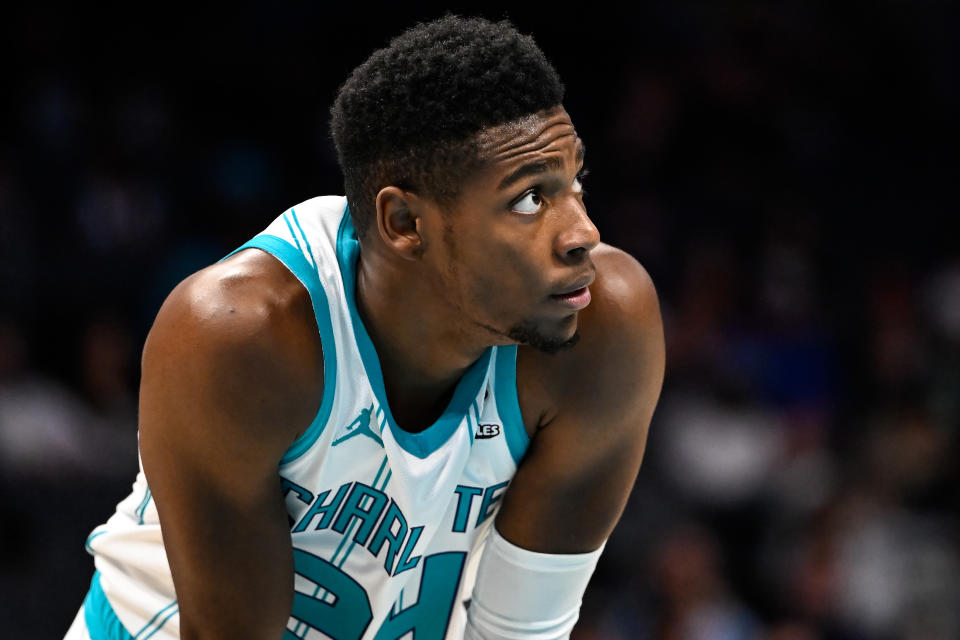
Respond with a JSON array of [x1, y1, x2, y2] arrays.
[[554, 199, 600, 264]]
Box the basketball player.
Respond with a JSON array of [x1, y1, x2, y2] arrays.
[[66, 16, 664, 640]]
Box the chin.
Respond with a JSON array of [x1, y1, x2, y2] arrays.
[[506, 319, 580, 355]]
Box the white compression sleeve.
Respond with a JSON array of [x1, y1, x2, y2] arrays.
[[463, 526, 605, 640]]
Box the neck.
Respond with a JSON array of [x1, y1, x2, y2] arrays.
[[355, 249, 488, 432]]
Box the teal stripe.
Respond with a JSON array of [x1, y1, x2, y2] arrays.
[[136, 488, 152, 524], [289, 208, 317, 272], [303, 514, 363, 624], [134, 489, 149, 514], [326, 456, 387, 566], [219, 234, 338, 465], [338, 469, 392, 569], [283, 213, 305, 255], [83, 572, 136, 640], [469, 399, 482, 443], [466, 404, 475, 443], [334, 515, 363, 568], [301, 454, 391, 632], [494, 346, 530, 465], [85, 530, 107, 553], [138, 606, 179, 640], [307, 522, 354, 608], [134, 601, 177, 639], [371, 455, 388, 488], [328, 510, 356, 562]]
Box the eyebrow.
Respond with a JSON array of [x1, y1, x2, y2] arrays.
[[497, 141, 586, 191]]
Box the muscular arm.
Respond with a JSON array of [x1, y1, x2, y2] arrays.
[[138, 250, 323, 640], [498, 245, 665, 552]]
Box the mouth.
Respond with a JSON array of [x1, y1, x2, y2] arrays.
[[550, 286, 591, 309], [549, 274, 595, 310]]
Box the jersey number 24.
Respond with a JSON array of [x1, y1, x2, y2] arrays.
[[285, 549, 467, 640]]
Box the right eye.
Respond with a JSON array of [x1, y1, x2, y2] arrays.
[[512, 190, 543, 214]]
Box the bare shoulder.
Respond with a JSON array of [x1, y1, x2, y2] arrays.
[[150, 249, 319, 364], [583, 243, 661, 341], [517, 242, 665, 435], [141, 248, 324, 457]]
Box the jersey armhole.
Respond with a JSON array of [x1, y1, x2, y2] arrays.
[[493, 345, 530, 466], [220, 234, 337, 465]]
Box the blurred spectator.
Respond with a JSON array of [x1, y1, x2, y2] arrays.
[[0, 316, 137, 479], [659, 390, 785, 508], [0, 319, 95, 477]]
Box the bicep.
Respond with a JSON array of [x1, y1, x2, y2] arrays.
[[138, 276, 319, 639], [494, 409, 650, 554]]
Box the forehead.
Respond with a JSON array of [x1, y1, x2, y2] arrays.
[[473, 106, 580, 170]]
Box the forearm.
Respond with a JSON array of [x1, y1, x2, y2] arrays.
[[152, 476, 294, 639]]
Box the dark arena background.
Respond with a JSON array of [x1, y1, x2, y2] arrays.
[[1, 3, 957, 638]]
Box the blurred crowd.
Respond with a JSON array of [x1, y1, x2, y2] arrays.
[[1, 3, 956, 638]]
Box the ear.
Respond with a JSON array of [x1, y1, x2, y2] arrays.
[[374, 186, 426, 261]]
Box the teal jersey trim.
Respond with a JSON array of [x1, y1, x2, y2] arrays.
[[494, 345, 530, 465], [83, 572, 136, 640], [135, 601, 179, 640], [221, 234, 338, 465], [334, 206, 492, 459], [135, 487, 152, 524], [85, 530, 108, 554], [288, 208, 318, 271], [84, 571, 178, 639], [283, 213, 306, 258]]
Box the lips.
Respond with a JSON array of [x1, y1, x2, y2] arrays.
[[551, 286, 592, 310], [549, 273, 595, 310], [552, 273, 595, 297]]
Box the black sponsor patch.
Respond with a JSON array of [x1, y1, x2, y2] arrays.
[[475, 423, 501, 439]]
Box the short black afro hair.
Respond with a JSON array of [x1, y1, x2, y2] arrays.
[[330, 15, 564, 238]]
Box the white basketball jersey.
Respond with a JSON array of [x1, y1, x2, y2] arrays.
[[80, 196, 530, 640]]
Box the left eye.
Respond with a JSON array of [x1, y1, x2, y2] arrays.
[[512, 191, 542, 214], [574, 168, 589, 194]]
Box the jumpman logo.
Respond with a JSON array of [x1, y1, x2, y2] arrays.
[[332, 405, 383, 447]]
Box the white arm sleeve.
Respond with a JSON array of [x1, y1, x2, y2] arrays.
[[463, 526, 605, 640]]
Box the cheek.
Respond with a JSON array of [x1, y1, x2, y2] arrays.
[[465, 248, 542, 309]]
